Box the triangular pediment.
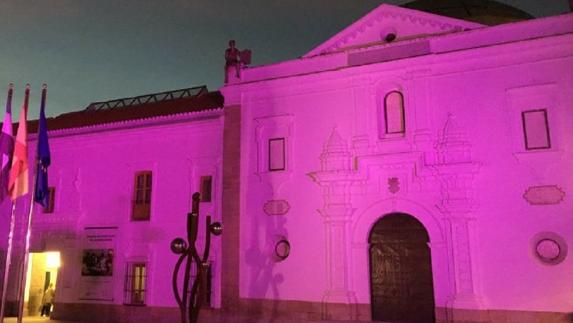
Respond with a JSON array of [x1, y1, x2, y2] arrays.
[[304, 4, 483, 57]]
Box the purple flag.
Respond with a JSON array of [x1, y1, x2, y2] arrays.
[[0, 84, 14, 201], [34, 85, 50, 207]]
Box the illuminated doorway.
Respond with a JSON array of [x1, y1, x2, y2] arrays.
[[23, 251, 60, 317]]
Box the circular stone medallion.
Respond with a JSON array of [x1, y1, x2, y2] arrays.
[[532, 233, 567, 265]]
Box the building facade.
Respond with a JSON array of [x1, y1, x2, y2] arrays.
[[1, 3, 572, 323], [1, 87, 227, 321], [222, 4, 573, 322]]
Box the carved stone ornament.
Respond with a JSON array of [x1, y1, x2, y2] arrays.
[[263, 199, 291, 216], [320, 127, 351, 171], [523, 185, 565, 205], [388, 177, 400, 194], [274, 239, 291, 261], [532, 232, 567, 265]]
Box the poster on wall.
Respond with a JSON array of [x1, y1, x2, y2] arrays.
[[79, 227, 117, 301], [81, 249, 114, 276]]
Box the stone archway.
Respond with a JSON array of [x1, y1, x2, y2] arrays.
[[369, 213, 435, 323]]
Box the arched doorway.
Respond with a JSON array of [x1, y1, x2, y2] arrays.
[[369, 213, 435, 322]]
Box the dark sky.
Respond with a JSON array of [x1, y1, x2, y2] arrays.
[[0, 0, 569, 117]]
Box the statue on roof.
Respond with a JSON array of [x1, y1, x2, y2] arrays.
[[225, 40, 251, 83]]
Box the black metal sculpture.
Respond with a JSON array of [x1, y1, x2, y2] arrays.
[[171, 192, 222, 323]]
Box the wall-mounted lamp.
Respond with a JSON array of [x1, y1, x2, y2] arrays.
[[45, 252, 61, 269]]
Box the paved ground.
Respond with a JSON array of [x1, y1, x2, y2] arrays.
[[3, 317, 79, 323], [2, 317, 374, 323], [3, 319, 368, 323]]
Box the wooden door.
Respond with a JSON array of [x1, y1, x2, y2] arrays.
[[369, 213, 435, 323]]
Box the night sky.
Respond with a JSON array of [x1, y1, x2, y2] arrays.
[[0, 0, 569, 117]]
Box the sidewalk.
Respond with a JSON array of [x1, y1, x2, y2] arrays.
[[2, 315, 380, 323], [3, 317, 80, 323], [3, 317, 377, 323]]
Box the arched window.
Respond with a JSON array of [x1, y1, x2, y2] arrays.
[[384, 91, 405, 135]]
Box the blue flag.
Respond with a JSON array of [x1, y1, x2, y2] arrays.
[[0, 85, 14, 201], [34, 85, 50, 207]]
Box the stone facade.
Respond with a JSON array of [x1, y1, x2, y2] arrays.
[[1, 3, 572, 323], [223, 4, 573, 322]]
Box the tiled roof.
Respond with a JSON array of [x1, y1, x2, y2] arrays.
[[24, 86, 224, 133]]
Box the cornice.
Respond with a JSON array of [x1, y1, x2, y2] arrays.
[[44, 107, 223, 140]]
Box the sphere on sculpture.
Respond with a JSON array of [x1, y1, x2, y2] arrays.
[[210, 222, 223, 236], [170, 237, 188, 254]]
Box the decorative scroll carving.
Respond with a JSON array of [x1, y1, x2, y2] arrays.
[[523, 185, 565, 205], [263, 200, 291, 216]]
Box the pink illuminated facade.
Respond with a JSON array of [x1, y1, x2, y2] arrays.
[[222, 4, 573, 322], [1, 3, 572, 323]]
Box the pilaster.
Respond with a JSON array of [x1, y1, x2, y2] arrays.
[[428, 114, 484, 319], [308, 128, 361, 320]]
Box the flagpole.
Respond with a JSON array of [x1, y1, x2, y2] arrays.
[[16, 168, 37, 323], [0, 83, 14, 322], [16, 83, 49, 323], [16, 83, 47, 323], [0, 203, 16, 321]]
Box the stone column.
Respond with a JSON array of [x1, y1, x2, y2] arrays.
[[221, 105, 242, 311], [439, 171, 481, 309], [309, 128, 360, 320], [317, 187, 356, 320], [432, 114, 484, 321]]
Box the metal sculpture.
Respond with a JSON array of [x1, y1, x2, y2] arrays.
[[171, 192, 222, 323]]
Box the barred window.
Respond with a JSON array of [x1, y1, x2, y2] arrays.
[[124, 263, 146, 305], [132, 171, 152, 221]]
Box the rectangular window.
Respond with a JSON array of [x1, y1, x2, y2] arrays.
[[132, 171, 152, 221], [522, 109, 551, 150], [200, 176, 213, 202], [268, 138, 285, 171], [124, 263, 146, 305], [43, 187, 56, 213]]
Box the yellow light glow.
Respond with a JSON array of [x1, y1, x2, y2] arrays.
[[46, 251, 61, 269]]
